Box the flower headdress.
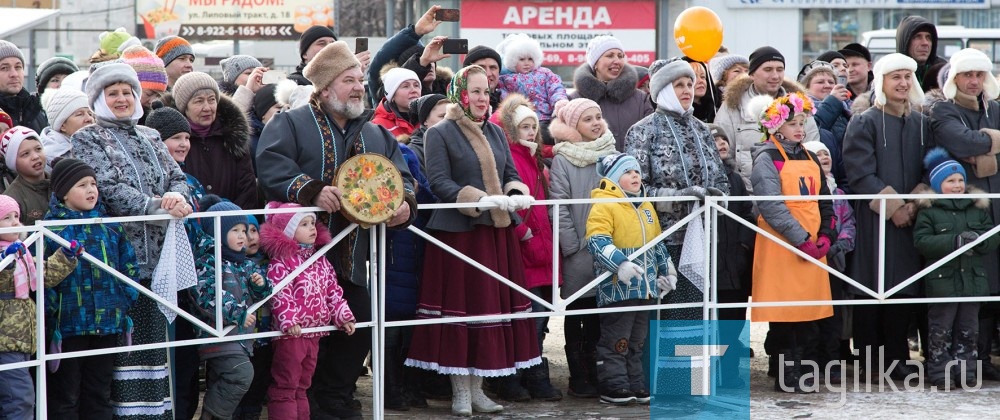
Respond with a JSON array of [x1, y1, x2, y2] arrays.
[[747, 92, 817, 136]]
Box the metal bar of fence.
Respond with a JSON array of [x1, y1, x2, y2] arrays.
[[884, 219, 1000, 298], [37, 228, 219, 335], [878, 198, 887, 300], [371, 225, 385, 420], [551, 202, 561, 310], [715, 205, 878, 299], [33, 228, 47, 420], [562, 202, 705, 306], [405, 222, 557, 312], [23, 191, 1000, 416]]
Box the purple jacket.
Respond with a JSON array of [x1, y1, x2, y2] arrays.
[[498, 67, 567, 121]]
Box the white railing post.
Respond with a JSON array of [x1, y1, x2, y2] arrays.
[[35, 225, 47, 419], [371, 224, 384, 420]]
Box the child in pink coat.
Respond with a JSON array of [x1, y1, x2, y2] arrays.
[[261, 201, 355, 420]]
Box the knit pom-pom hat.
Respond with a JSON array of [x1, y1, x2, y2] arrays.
[[924, 147, 966, 193], [548, 98, 603, 143], [264, 201, 317, 240]]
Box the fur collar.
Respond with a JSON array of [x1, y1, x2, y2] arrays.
[[572, 63, 640, 104], [259, 220, 333, 260], [156, 93, 252, 160], [915, 186, 990, 209], [445, 104, 511, 227], [722, 75, 806, 110]]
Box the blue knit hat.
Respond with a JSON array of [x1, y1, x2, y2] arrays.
[[199, 195, 246, 236], [924, 147, 966, 193], [597, 153, 641, 186]]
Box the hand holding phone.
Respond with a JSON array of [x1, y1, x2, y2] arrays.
[[435, 8, 460, 22], [442, 38, 468, 55], [837, 75, 848, 87], [355, 37, 368, 53]]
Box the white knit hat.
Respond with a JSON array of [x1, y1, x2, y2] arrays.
[[803, 140, 830, 156], [872, 53, 923, 107], [943, 48, 999, 100], [381, 67, 420, 102], [42, 88, 90, 132], [586, 35, 624, 69], [501, 33, 543, 72]]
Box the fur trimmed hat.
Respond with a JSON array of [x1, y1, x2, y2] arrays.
[[304, 41, 360, 92], [500, 33, 543, 72], [797, 60, 837, 86], [924, 147, 966, 193], [710, 54, 749, 83], [586, 35, 624, 69], [83, 62, 141, 111], [649, 59, 696, 100], [548, 98, 603, 143], [171, 71, 220, 114], [264, 201, 316, 239], [943, 48, 999, 100], [35, 57, 79, 94], [872, 53, 923, 106]]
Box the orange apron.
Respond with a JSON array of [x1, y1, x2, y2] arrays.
[[751, 143, 833, 322]]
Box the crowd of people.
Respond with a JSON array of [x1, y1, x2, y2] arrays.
[[0, 4, 998, 419]]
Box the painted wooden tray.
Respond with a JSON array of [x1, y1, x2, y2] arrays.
[[335, 153, 404, 228]]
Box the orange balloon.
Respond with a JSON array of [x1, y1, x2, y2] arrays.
[[674, 7, 723, 63]]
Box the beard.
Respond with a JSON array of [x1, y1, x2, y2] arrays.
[[324, 91, 364, 120]]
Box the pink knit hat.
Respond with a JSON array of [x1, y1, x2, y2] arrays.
[[265, 201, 316, 239], [548, 98, 603, 143], [0, 194, 19, 221]]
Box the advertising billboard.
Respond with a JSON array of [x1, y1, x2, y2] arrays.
[[459, 1, 657, 67], [136, 0, 335, 41]]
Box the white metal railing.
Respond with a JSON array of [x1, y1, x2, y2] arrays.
[[2, 192, 996, 418]]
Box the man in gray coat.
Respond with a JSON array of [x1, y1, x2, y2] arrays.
[[256, 40, 417, 420], [929, 47, 1000, 379]]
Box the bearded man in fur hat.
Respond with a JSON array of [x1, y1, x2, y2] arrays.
[[256, 40, 417, 420]]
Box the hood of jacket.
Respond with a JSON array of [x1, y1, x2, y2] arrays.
[[896, 16, 940, 65], [722, 75, 806, 110], [591, 176, 645, 201], [158, 93, 252, 160], [46, 194, 106, 220], [259, 219, 333, 260], [497, 92, 536, 142], [572, 63, 640, 104], [916, 186, 989, 210]]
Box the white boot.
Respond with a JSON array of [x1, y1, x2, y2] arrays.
[[470, 375, 504, 413], [450, 374, 472, 416]]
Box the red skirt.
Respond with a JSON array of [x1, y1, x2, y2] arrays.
[[404, 225, 541, 376]]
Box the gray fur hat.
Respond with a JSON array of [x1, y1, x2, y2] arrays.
[[649, 59, 696, 100], [85, 62, 141, 109]]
